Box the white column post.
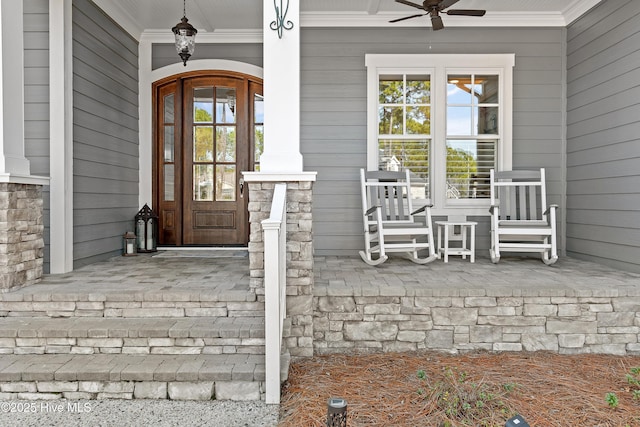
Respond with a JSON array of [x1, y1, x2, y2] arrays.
[[0, 1, 31, 179], [49, 0, 74, 273], [138, 35, 153, 208], [261, 0, 303, 172]]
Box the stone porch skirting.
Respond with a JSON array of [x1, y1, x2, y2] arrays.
[[312, 289, 640, 355]]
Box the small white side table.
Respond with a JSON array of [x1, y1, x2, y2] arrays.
[[435, 221, 478, 263]]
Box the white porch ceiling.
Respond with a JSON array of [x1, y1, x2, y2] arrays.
[[93, 0, 603, 41]]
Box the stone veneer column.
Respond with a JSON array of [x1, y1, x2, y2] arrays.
[[0, 2, 48, 289], [0, 183, 44, 291], [246, 177, 315, 358]]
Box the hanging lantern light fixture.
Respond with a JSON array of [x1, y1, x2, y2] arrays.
[[172, 0, 198, 66]]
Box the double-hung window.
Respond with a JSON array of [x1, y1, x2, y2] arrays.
[[366, 54, 515, 215]]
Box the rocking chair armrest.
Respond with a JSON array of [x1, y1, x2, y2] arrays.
[[365, 205, 381, 217], [544, 204, 559, 215], [489, 204, 499, 215], [410, 204, 432, 216]]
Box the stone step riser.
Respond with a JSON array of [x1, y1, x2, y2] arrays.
[[0, 301, 264, 319], [0, 351, 290, 402], [0, 313, 266, 356], [0, 337, 266, 355], [0, 380, 264, 401]]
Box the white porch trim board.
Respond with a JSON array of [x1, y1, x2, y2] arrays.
[[0, 0, 28, 177], [49, 0, 74, 274], [242, 172, 317, 183], [138, 36, 152, 209], [263, 183, 287, 405], [0, 0, 46, 186]]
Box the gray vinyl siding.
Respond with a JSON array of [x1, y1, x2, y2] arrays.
[[152, 44, 263, 70], [301, 28, 566, 257], [24, 0, 50, 272], [566, 0, 640, 272], [72, 0, 139, 268]]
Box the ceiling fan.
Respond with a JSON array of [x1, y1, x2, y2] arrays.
[[391, 0, 486, 30]]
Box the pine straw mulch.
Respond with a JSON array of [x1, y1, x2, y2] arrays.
[[279, 351, 640, 426]]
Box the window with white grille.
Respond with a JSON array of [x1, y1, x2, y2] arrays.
[[366, 54, 514, 215]]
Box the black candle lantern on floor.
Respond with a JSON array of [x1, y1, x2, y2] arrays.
[[135, 204, 158, 253]]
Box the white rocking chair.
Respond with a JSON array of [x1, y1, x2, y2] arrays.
[[489, 168, 558, 265], [359, 168, 437, 266]]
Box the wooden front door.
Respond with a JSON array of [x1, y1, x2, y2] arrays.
[[154, 72, 263, 246]]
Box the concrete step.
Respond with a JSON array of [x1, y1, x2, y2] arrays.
[[0, 353, 276, 401], [0, 317, 265, 355]]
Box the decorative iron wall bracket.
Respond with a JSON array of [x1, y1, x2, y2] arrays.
[[270, 0, 294, 39]]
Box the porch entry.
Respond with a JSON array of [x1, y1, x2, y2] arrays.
[[154, 72, 263, 246]]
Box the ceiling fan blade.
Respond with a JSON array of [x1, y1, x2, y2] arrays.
[[390, 13, 426, 23], [446, 9, 486, 16], [394, 0, 424, 10], [439, 0, 461, 9], [431, 14, 444, 30]]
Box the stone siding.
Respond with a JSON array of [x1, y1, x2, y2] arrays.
[[0, 184, 44, 291], [247, 180, 314, 357], [313, 294, 640, 355]]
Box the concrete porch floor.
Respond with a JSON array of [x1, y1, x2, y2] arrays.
[[12, 251, 253, 301], [10, 252, 640, 298], [315, 254, 640, 297]]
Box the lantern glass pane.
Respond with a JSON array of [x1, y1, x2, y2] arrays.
[[136, 220, 145, 250]]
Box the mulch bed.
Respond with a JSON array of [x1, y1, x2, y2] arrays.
[[279, 351, 640, 426]]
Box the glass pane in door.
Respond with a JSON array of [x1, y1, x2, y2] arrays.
[[164, 164, 174, 201], [254, 93, 264, 171], [194, 88, 214, 122], [254, 125, 263, 169], [164, 94, 174, 122], [216, 87, 236, 123], [215, 165, 236, 201], [164, 126, 174, 162], [194, 126, 214, 161], [216, 127, 236, 162], [193, 164, 214, 201]]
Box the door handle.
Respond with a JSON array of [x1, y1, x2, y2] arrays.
[[239, 177, 244, 198]]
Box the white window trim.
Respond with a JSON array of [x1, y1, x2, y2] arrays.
[[365, 53, 515, 216]]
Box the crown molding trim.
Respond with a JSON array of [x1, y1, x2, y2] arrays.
[[301, 12, 568, 28], [140, 29, 263, 44], [95, 1, 605, 42]]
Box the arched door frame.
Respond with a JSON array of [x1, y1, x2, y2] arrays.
[[152, 69, 263, 246], [139, 59, 263, 210]]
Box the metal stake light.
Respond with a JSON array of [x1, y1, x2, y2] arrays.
[[326, 398, 347, 427]]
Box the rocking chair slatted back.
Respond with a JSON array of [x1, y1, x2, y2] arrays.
[[364, 170, 413, 223], [359, 169, 437, 266], [490, 169, 547, 222], [489, 168, 558, 265]]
